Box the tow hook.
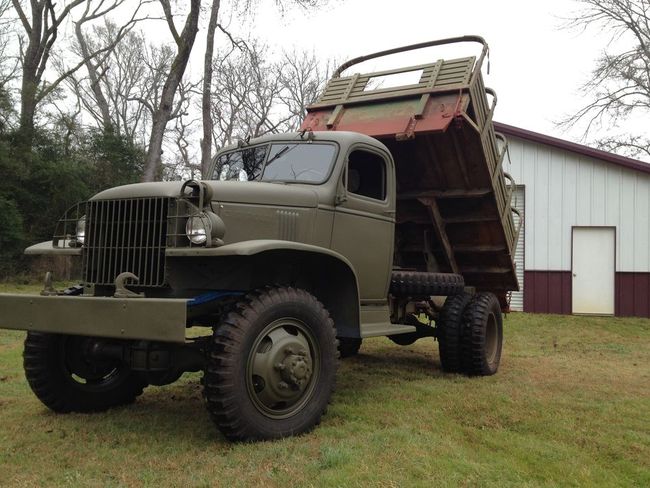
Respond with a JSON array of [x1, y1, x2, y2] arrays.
[[40, 271, 58, 296], [40, 272, 85, 296], [113, 272, 144, 298]]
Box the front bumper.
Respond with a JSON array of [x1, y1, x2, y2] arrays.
[[0, 294, 187, 343]]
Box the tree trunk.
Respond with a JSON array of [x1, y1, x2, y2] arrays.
[[16, 0, 44, 150], [142, 0, 201, 182], [18, 70, 37, 149], [75, 22, 113, 134], [13, 0, 84, 151], [143, 111, 168, 181], [200, 0, 221, 179]]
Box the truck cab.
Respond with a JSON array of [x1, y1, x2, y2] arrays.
[[208, 131, 396, 302]]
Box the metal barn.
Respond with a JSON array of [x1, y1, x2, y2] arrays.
[[495, 122, 650, 317]]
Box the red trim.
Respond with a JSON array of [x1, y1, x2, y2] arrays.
[[494, 122, 650, 175], [523, 271, 572, 314], [616, 273, 650, 317], [524, 270, 650, 318]]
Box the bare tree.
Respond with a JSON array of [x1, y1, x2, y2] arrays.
[[12, 0, 150, 149], [12, 0, 85, 146], [72, 1, 149, 134], [142, 0, 201, 182], [277, 49, 332, 131], [169, 113, 201, 179], [0, 0, 18, 129], [199, 0, 330, 176], [200, 0, 221, 178], [562, 0, 650, 159], [210, 45, 332, 151], [0, 0, 18, 85], [210, 50, 251, 148], [63, 26, 149, 142], [210, 44, 282, 148]]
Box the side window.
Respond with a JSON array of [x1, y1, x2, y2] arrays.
[[347, 150, 386, 201]]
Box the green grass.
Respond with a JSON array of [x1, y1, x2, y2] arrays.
[[1, 284, 649, 487]]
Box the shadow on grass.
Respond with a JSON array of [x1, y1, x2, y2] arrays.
[[26, 342, 459, 446]]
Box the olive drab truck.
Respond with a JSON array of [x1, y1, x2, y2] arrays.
[[0, 36, 521, 441]]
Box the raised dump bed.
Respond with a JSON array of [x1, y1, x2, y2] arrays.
[[300, 36, 521, 304]]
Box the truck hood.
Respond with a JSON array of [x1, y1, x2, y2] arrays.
[[91, 181, 319, 208]]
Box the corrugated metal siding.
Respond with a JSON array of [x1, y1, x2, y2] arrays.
[[506, 136, 650, 272], [510, 186, 525, 311]]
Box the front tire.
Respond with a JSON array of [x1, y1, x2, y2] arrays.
[[23, 332, 146, 412], [203, 287, 339, 441]]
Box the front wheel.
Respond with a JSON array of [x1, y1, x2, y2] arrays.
[[203, 287, 339, 441], [23, 332, 146, 412]]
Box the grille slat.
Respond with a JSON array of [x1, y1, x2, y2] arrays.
[[83, 198, 169, 287]]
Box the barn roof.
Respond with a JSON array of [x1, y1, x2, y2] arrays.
[[494, 122, 650, 176]]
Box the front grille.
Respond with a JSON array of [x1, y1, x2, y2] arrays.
[[83, 198, 170, 287]]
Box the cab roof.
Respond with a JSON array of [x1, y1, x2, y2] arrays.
[[214, 131, 387, 156]]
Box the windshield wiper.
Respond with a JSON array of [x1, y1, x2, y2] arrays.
[[265, 144, 296, 166]]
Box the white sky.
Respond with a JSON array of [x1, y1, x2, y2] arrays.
[[45, 0, 643, 158], [244, 0, 602, 140]]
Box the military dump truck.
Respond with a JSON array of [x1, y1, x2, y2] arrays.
[[0, 36, 520, 441]]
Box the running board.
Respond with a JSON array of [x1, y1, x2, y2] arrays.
[[360, 323, 417, 338]]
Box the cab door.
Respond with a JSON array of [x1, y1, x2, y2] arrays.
[[331, 146, 395, 300]]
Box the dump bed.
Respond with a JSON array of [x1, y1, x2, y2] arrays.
[[300, 36, 521, 304]]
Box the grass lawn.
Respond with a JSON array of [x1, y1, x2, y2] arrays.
[[0, 283, 649, 487]]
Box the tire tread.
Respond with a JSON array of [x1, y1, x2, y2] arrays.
[[203, 286, 339, 441]]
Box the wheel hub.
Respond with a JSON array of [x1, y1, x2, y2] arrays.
[[247, 320, 319, 419], [278, 350, 312, 388]]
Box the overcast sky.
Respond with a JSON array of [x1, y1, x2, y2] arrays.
[[231, 0, 614, 143], [55, 0, 641, 157]]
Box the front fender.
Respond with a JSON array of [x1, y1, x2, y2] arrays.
[[166, 239, 353, 263], [167, 240, 362, 338], [25, 241, 82, 256]]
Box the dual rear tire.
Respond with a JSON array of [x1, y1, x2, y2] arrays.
[[437, 292, 503, 376]]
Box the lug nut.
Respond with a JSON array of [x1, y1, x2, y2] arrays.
[[278, 381, 289, 390], [274, 363, 285, 371], [284, 347, 294, 355]]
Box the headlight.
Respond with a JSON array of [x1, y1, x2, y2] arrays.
[[76, 215, 86, 245], [186, 214, 209, 245], [185, 211, 226, 246]]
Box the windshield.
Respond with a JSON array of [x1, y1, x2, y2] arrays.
[[212, 143, 337, 184]]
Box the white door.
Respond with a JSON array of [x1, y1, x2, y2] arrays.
[[572, 227, 615, 315], [510, 186, 525, 311]]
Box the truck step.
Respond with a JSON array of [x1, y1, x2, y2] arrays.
[[360, 322, 417, 338]]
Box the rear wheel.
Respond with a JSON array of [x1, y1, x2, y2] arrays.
[[203, 287, 338, 441], [437, 292, 473, 373], [23, 332, 146, 412], [460, 292, 503, 376]]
